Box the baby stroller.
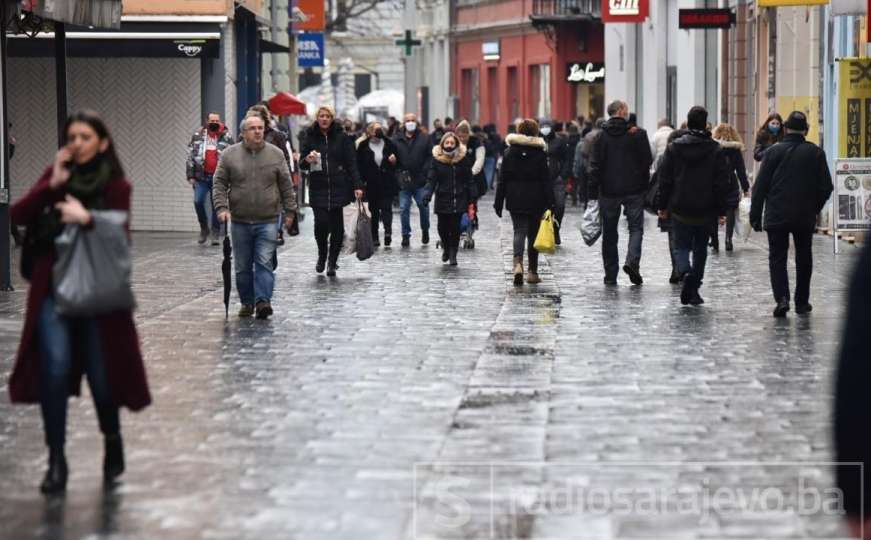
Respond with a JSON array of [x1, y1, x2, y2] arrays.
[[461, 203, 478, 249], [436, 203, 478, 250]]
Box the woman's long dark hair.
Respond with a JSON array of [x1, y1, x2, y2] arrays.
[[63, 110, 126, 179], [756, 112, 785, 142]]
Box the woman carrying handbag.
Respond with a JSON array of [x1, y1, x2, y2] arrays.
[[10, 110, 151, 495], [494, 119, 554, 285]]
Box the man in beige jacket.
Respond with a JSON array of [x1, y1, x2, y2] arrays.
[[213, 114, 297, 319]]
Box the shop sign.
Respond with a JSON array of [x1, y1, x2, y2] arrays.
[[757, 0, 828, 6], [567, 62, 605, 83], [601, 0, 649, 23], [298, 32, 325, 67], [294, 0, 326, 32], [838, 58, 871, 158], [678, 9, 735, 29], [483, 41, 500, 61]]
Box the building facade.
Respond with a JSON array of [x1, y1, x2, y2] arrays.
[[451, 0, 604, 129], [403, 0, 452, 127], [7, 0, 289, 232]]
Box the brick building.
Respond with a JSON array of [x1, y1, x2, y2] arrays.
[[451, 0, 604, 129]]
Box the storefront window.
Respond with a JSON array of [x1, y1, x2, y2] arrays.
[[530, 64, 551, 119], [461, 68, 480, 122]]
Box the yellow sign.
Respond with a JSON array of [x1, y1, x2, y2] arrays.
[[839, 58, 871, 158], [758, 0, 828, 5]]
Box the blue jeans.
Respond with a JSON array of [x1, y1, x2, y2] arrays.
[[231, 221, 279, 305], [399, 186, 430, 238], [38, 296, 119, 449], [193, 175, 220, 234], [484, 157, 497, 189], [599, 194, 645, 279], [672, 219, 710, 287]]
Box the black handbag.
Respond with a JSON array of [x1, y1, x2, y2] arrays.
[[397, 169, 414, 191], [52, 210, 136, 316]]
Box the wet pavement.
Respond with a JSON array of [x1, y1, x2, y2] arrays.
[[0, 197, 863, 540]]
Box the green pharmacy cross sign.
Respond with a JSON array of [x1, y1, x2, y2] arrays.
[[395, 30, 422, 57]]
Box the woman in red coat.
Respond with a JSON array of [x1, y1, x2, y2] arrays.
[[10, 110, 151, 495]]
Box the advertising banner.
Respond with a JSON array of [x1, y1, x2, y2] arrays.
[[838, 58, 871, 158], [834, 159, 871, 231]]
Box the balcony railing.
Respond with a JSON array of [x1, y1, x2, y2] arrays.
[[531, 0, 600, 21]]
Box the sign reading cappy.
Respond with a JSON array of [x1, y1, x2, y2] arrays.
[[601, 0, 649, 23]]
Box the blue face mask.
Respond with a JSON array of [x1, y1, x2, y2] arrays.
[[768, 123, 781, 134]]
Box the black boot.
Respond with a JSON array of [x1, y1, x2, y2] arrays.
[[668, 268, 682, 284], [448, 247, 458, 266], [197, 224, 209, 244], [773, 297, 790, 318], [103, 434, 125, 483], [680, 275, 696, 306], [316, 253, 327, 274], [40, 446, 68, 495]]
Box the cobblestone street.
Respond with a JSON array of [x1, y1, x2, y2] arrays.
[[0, 197, 863, 539]]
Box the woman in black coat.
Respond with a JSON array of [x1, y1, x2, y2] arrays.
[[753, 112, 784, 162], [300, 106, 363, 276], [356, 121, 399, 247], [423, 132, 476, 266], [712, 123, 750, 251], [494, 118, 554, 285]]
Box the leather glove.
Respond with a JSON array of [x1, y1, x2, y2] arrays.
[[494, 206, 502, 218], [751, 220, 762, 232]]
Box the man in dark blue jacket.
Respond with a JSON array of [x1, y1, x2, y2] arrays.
[[750, 111, 833, 317], [392, 113, 432, 247], [657, 106, 731, 306]]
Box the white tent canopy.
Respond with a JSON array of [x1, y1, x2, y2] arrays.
[[346, 89, 405, 124]]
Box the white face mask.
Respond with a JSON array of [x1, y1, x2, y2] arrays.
[[540, 126, 552, 136], [405, 121, 417, 132]]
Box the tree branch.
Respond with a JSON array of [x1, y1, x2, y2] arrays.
[[326, 0, 387, 32]]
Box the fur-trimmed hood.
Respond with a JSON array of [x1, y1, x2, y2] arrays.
[[432, 143, 467, 164], [505, 133, 547, 149], [716, 139, 745, 151]]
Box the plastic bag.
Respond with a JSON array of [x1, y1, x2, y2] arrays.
[[53, 210, 136, 316], [355, 202, 374, 261], [580, 200, 602, 246], [736, 198, 752, 242], [533, 210, 557, 254]]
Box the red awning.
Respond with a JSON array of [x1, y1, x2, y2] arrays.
[[268, 92, 307, 116]]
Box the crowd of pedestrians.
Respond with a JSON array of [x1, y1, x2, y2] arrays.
[[2, 100, 860, 514]]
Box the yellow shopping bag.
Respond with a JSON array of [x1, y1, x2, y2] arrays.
[[533, 210, 557, 254]]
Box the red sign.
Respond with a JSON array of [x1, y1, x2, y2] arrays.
[[678, 9, 735, 29], [295, 0, 325, 32], [601, 0, 649, 23]]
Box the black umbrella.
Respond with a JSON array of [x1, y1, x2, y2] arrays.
[[221, 227, 232, 319]]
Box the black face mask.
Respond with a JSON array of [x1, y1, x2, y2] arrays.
[[208, 122, 220, 131], [374, 129, 384, 139]]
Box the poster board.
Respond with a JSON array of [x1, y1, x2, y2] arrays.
[[834, 160, 871, 232]]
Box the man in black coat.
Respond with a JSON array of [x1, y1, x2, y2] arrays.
[[656, 106, 731, 306], [835, 244, 871, 539], [392, 113, 432, 247], [541, 120, 571, 245], [750, 111, 833, 317], [589, 100, 654, 285]]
